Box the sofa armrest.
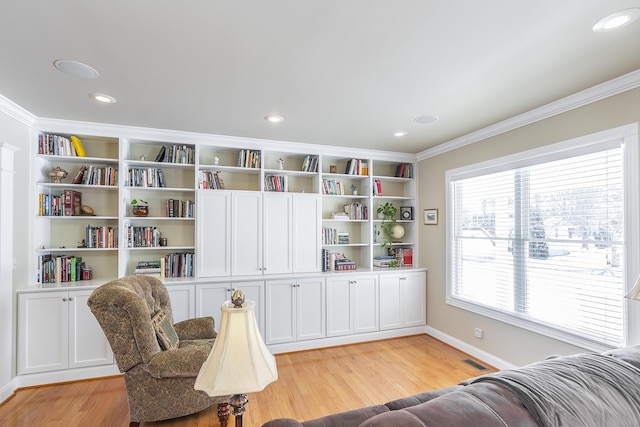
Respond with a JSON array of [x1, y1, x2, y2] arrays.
[[174, 316, 217, 341], [261, 419, 304, 427], [384, 385, 463, 410]]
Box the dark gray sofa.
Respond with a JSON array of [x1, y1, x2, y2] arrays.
[[262, 346, 640, 427]]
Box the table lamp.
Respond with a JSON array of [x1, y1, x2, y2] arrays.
[[195, 290, 278, 427]]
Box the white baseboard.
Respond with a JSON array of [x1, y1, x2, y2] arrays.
[[14, 364, 120, 388], [268, 326, 427, 354], [0, 380, 16, 405], [425, 326, 517, 370]]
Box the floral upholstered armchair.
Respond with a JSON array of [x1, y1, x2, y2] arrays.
[[87, 276, 230, 426]]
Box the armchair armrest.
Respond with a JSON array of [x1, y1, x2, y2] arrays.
[[174, 316, 217, 341]]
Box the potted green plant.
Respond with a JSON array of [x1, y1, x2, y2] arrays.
[[131, 199, 149, 216], [376, 202, 399, 267]]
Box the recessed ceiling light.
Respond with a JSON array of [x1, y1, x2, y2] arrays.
[[53, 59, 99, 79], [414, 115, 439, 125], [394, 131, 408, 137], [264, 114, 284, 123], [593, 8, 640, 32], [89, 93, 116, 104]]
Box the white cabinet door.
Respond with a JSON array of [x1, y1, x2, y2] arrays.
[[326, 277, 353, 337], [265, 279, 296, 344], [401, 272, 427, 327], [379, 276, 402, 330], [18, 292, 68, 374], [263, 193, 292, 275], [352, 275, 379, 334], [232, 192, 263, 276], [379, 271, 426, 330], [166, 284, 195, 323], [297, 277, 326, 341], [292, 194, 321, 273], [196, 191, 231, 277], [326, 274, 378, 337], [68, 290, 114, 368]]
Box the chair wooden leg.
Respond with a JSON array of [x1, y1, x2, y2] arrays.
[[129, 422, 140, 427], [218, 402, 231, 427]]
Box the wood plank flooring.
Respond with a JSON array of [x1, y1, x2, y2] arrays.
[[0, 334, 495, 427]]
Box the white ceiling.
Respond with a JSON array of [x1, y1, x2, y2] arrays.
[[1, 1, 640, 154]]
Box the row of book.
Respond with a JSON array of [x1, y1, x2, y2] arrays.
[[322, 228, 350, 245], [154, 145, 195, 164], [127, 167, 167, 188], [199, 170, 225, 189], [38, 254, 90, 284], [237, 149, 261, 168], [344, 159, 368, 175], [166, 199, 194, 218], [38, 134, 86, 157], [86, 225, 118, 248], [301, 155, 318, 172], [395, 163, 413, 178], [163, 252, 195, 278], [343, 202, 368, 220], [38, 189, 82, 216], [322, 178, 347, 195], [71, 165, 118, 186], [126, 226, 163, 248], [264, 175, 289, 192]]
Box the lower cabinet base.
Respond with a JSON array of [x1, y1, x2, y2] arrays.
[[267, 325, 427, 355], [14, 364, 120, 388]]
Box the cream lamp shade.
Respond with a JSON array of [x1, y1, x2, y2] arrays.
[[195, 300, 278, 396], [625, 275, 640, 300]]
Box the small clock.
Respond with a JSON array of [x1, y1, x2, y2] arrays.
[[400, 206, 413, 220]]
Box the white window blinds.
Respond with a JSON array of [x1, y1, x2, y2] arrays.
[[446, 132, 628, 349]]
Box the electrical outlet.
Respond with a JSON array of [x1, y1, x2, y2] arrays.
[[474, 328, 484, 339]]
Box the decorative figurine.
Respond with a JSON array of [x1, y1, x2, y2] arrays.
[[278, 158, 284, 170], [214, 156, 220, 165], [139, 154, 145, 161], [48, 166, 68, 183]]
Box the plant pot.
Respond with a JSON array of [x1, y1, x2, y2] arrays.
[[132, 205, 149, 216]]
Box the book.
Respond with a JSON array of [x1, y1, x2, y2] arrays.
[[71, 165, 87, 184], [70, 136, 86, 157], [63, 189, 82, 216]]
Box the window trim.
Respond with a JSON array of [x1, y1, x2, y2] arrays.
[[445, 123, 639, 352]]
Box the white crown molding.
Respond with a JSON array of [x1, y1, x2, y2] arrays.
[[417, 68, 640, 161], [0, 94, 36, 126]]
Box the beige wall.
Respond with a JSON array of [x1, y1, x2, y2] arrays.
[[418, 87, 640, 366]]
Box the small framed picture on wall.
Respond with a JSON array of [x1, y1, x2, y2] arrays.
[[423, 208, 438, 225]]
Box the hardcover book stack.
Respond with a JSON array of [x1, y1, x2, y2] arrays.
[[154, 145, 194, 164], [134, 260, 162, 278], [127, 167, 166, 188], [237, 149, 261, 168], [38, 189, 82, 216], [38, 254, 86, 285], [264, 175, 288, 192], [301, 155, 318, 172], [72, 165, 118, 186], [163, 252, 194, 278], [199, 170, 225, 189], [166, 199, 194, 218], [395, 163, 413, 178], [126, 225, 162, 248], [85, 224, 118, 248], [38, 134, 86, 157], [344, 159, 368, 175]]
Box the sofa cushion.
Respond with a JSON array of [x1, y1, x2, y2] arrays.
[[385, 385, 463, 410], [143, 338, 214, 379], [300, 405, 389, 427], [152, 309, 179, 350]]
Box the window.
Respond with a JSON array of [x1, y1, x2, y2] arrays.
[[446, 125, 639, 350]]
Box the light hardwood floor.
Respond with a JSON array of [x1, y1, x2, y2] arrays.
[[0, 335, 495, 427]]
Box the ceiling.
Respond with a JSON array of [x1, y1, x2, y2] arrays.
[[1, 1, 640, 154]]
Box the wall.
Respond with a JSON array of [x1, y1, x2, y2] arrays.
[[0, 101, 32, 402], [418, 86, 640, 367]]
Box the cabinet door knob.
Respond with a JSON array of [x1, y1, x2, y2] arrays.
[[68, 297, 73, 301], [62, 297, 68, 302]]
